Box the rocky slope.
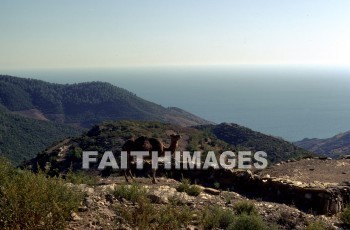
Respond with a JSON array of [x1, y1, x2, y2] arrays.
[[66, 176, 344, 229]]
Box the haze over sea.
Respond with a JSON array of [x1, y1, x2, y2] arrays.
[[4, 66, 350, 142]]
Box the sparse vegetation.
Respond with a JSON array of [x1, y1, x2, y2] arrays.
[[201, 205, 235, 229], [65, 169, 98, 186], [306, 220, 327, 230], [227, 214, 269, 230], [115, 199, 194, 230], [214, 182, 220, 189], [113, 182, 194, 229], [340, 205, 350, 225], [112, 183, 148, 204], [0, 157, 82, 230], [186, 185, 202, 196], [176, 178, 191, 192], [232, 200, 258, 216], [115, 197, 157, 229], [156, 204, 193, 229], [176, 179, 202, 196]]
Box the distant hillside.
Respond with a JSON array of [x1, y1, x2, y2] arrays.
[[0, 111, 82, 164], [0, 75, 210, 127], [295, 131, 350, 157], [25, 121, 312, 175], [199, 123, 312, 163]]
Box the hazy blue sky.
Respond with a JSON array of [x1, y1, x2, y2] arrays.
[[1, 0, 349, 69]]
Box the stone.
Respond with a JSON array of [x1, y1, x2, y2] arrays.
[[100, 183, 117, 192], [147, 186, 177, 204], [148, 193, 168, 204], [203, 187, 221, 195], [71, 212, 83, 221], [84, 197, 94, 207]]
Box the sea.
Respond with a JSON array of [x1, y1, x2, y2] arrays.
[[3, 65, 350, 142]]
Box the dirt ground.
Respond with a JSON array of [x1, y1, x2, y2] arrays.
[[258, 158, 350, 185]]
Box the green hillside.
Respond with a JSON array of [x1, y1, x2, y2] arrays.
[[201, 123, 312, 163], [0, 75, 210, 127], [26, 121, 312, 175], [0, 111, 82, 164]]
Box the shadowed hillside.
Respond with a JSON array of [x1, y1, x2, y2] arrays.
[[0, 111, 82, 164], [295, 131, 350, 158], [201, 123, 312, 163]]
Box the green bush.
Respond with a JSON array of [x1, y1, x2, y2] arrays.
[[228, 214, 268, 230], [176, 178, 191, 192], [66, 147, 83, 160], [201, 205, 235, 229], [187, 185, 202, 196], [0, 156, 14, 182], [340, 205, 350, 225], [306, 221, 327, 230], [115, 191, 194, 229], [214, 182, 220, 189], [176, 179, 202, 197], [115, 197, 157, 229], [232, 201, 258, 216], [156, 204, 193, 229], [0, 157, 82, 230], [113, 183, 147, 204], [65, 169, 98, 186]]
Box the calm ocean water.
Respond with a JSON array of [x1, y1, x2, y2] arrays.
[[3, 66, 350, 142]]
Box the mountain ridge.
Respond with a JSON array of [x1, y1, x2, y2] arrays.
[[25, 120, 313, 175], [295, 130, 350, 157], [0, 75, 211, 127]]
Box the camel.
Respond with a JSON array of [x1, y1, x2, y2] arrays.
[[122, 134, 181, 184]]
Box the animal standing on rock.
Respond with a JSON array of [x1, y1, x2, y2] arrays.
[[122, 134, 181, 184]]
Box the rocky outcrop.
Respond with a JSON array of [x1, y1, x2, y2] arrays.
[[136, 159, 350, 215], [65, 176, 342, 230]]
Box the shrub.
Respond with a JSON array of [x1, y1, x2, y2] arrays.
[[115, 193, 194, 229], [340, 205, 350, 225], [113, 183, 147, 204], [214, 182, 220, 189], [66, 147, 83, 160], [307, 221, 327, 230], [65, 169, 98, 186], [176, 179, 202, 197], [232, 201, 258, 216], [156, 204, 193, 229], [0, 156, 14, 182], [187, 185, 202, 196], [176, 178, 190, 193], [227, 214, 268, 230], [201, 205, 235, 229], [115, 197, 157, 229], [0, 158, 82, 230]]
